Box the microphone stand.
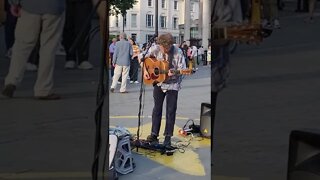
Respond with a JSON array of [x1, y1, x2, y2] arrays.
[[136, 34, 157, 152]]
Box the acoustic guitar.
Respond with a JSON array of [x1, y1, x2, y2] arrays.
[[212, 0, 272, 44], [143, 57, 192, 85]]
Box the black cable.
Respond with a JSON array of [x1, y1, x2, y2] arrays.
[[182, 119, 195, 129]]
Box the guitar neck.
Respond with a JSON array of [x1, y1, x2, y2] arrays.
[[159, 70, 181, 74]]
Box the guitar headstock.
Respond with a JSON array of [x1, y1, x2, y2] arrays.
[[213, 24, 272, 44], [226, 24, 262, 43], [179, 69, 193, 75]]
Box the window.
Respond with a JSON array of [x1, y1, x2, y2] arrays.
[[148, 0, 152, 6], [191, 27, 198, 38], [160, 16, 166, 28], [116, 16, 119, 27], [161, 0, 166, 8], [146, 34, 154, 42], [174, 36, 178, 43], [131, 33, 137, 42], [174, 1, 178, 10], [131, 14, 137, 27], [146, 14, 154, 28], [173, 17, 178, 29], [191, 3, 194, 12]]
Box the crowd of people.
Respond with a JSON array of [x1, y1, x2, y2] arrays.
[[1, 0, 317, 99], [108, 33, 212, 94]]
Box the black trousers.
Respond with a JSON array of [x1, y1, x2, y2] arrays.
[[110, 53, 115, 77], [296, 0, 308, 11], [4, 0, 17, 50], [151, 86, 178, 137], [129, 58, 139, 81], [62, 0, 92, 63]]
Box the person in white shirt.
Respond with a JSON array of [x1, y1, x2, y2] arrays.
[[191, 45, 198, 71]]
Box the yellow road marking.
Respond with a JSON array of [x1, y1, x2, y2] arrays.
[[110, 115, 200, 121], [0, 172, 249, 180], [125, 121, 210, 176], [0, 172, 91, 179], [213, 176, 250, 180]]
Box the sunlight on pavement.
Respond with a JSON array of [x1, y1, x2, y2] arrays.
[[126, 120, 210, 176]]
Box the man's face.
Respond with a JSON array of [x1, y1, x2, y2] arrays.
[[160, 45, 170, 54]]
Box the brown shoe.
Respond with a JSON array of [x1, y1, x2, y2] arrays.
[[36, 93, 61, 100], [2, 84, 16, 98]]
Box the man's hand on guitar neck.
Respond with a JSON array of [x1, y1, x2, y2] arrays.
[[168, 69, 175, 77]]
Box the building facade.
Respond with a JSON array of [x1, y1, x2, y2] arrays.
[[109, 0, 201, 46]]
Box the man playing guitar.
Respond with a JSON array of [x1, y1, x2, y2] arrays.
[[140, 33, 186, 148]]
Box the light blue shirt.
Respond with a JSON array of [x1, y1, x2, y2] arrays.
[[112, 39, 133, 66]]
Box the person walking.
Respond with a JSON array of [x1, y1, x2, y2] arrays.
[[2, 0, 65, 100], [110, 32, 133, 93], [109, 37, 117, 78], [304, 0, 317, 23]]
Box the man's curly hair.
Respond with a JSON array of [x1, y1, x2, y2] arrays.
[[157, 33, 175, 49]]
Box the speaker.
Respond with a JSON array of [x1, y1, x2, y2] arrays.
[[287, 129, 320, 180], [200, 103, 211, 138]]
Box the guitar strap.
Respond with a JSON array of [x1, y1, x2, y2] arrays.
[[163, 46, 178, 84], [168, 45, 175, 69]]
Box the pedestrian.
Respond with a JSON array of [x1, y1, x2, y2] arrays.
[[63, 0, 93, 70], [110, 32, 133, 93], [142, 33, 187, 149], [207, 45, 212, 65], [3, 0, 17, 59], [262, 0, 281, 29], [129, 38, 140, 84], [2, 0, 65, 100], [109, 38, 117, 78], [191, 45, 198, 71], [304, 0, 316, 23], [3, 0, 39, 71], [295, 0, 308, 12]]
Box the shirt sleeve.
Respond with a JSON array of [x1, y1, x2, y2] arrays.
[[177, 51, 186, 70], [138, 44, 160, 60], [112, 43, 118, 64]]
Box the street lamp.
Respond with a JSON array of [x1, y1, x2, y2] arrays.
[[155, 0, 158, 36]]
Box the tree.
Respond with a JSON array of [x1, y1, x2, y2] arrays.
[[110, 0, 138, 32]]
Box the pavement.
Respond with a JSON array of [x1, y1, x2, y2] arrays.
[[0, 19, 212, 180], [1, 2, 320, 180]]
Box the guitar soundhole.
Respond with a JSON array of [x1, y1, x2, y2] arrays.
[[154, 68, 159, 75], [150, 67, 159, 80]]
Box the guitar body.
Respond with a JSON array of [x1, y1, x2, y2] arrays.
[[144, 57, 169, 85], [143, 57, 192, 85]]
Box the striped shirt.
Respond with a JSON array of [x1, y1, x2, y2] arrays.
[[132, 45, 140, 58]]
